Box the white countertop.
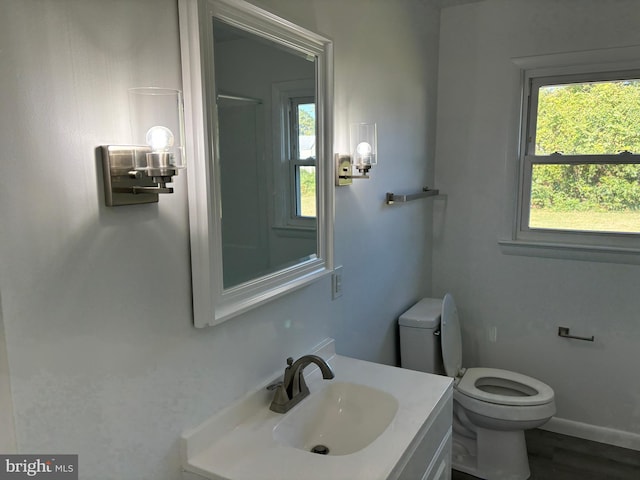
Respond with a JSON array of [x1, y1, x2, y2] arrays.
[[181, 339, 452, 480]]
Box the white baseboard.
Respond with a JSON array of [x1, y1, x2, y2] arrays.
[[540, 416, 640, 451], [182, 470, 207, 480]]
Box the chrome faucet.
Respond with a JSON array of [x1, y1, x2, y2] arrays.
[[269, 355, 335, 413]]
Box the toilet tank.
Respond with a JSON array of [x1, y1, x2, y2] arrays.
[[399, 298, 445, 375]]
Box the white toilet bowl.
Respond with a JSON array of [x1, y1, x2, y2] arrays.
[[398, 294, 556, 480], [452, 367, 555, 479]]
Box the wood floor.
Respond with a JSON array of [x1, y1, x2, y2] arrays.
[[451, 429, 640, 480]]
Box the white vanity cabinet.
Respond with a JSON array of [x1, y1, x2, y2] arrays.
[[393, 387, 453, 480]]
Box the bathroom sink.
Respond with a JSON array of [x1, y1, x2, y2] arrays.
[[272, 381, 398, 455], [181, 339, 453, 480]]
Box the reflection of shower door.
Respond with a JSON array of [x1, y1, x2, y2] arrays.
[[217, 102, 268, 289]]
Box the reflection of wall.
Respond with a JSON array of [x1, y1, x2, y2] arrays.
[[0, 0, 440, 478], [214, 33, 316, 282], [269, 229, 317, 268], [218, 101, 268, 287], [434, 0, 640, 448]]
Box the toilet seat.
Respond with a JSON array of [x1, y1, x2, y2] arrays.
[[457, 367, 555, 406], [440, 294, 554, 408]]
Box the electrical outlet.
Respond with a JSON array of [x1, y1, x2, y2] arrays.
[[331, 266, 343, 300]]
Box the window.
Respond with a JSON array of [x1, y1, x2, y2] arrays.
[[271, 79, 317, 232], [289, 97, 316, 219], [518, 70, 640, 245]]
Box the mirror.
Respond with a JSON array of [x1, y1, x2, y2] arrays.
[[179, 0, 334, 327]]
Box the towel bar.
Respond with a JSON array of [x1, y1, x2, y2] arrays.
[[385, 187, 439, 205]]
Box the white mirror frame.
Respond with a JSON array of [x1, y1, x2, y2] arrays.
[[178, 0, 334, 327]]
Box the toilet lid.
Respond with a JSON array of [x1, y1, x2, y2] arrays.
[[441, 293, 463, 378]]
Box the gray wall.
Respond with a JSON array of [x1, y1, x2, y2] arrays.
[[0, 0, 440, 477], [434, 0, 640, 447]]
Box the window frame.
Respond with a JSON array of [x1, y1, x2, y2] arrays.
[[516, 68, 640, 249], [288, 96, 317, 220], [272, 79, 317, 232]]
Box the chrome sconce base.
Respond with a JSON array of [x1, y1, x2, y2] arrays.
[[335, 153, 371, 186], [101, 145, 178, 206], [335, 123, 377, 186]]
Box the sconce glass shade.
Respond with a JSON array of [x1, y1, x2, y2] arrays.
[[129, 87, 186, 171], [350, 123, 377, 170]]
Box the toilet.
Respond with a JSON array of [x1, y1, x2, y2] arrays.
[[399, 294, 555, 480]]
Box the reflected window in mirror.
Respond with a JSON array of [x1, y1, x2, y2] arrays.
[[290, 97, 316, 220], [272, 79, 318, 235]]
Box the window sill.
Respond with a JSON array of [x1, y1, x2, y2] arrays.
[[272, 225, 316, 239], [498, 239, 640, 265]]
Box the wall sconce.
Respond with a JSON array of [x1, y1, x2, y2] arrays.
[[101, 87, 186, 206], [335, 122, 377, 186]]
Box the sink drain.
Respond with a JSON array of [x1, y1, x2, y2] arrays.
[[310, 444, 330, 455]]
